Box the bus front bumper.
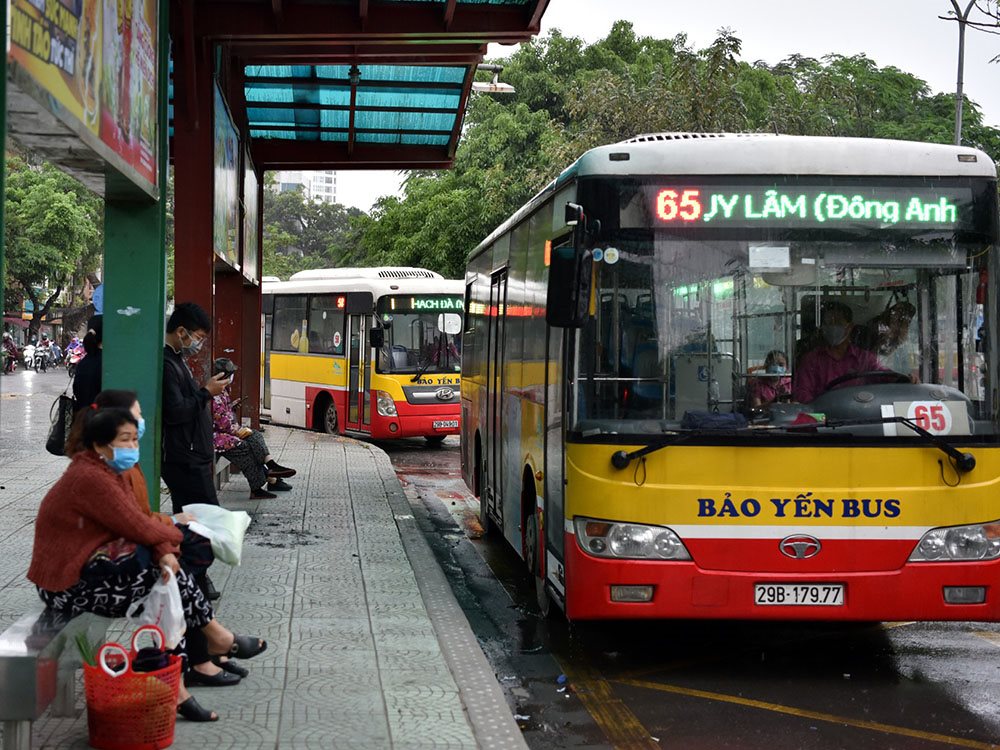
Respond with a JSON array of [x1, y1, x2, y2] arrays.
[[563, 532, 1000, 621], [368, 405, 460, 440]]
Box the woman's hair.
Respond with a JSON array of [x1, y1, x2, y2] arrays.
[[66, 389, 139, 455], [764, 350, 786, 367], [82, 315, 103, 355], [79, 408, 137, 450]]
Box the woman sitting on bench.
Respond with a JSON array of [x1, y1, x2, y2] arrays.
[[27, 405, 267, 722]]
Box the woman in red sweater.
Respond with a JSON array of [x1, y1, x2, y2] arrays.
[[28, 406, 266, 722]]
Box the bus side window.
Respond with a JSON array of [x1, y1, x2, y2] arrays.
[[308, 295, 345, 355], [273, 295, 307, 352]]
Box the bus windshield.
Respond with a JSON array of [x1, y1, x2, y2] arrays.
[[376, 294, 462, 375], [574, 176, 999, 441]]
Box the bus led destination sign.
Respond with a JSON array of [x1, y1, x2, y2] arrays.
[[651, 185, 973, 230], [388, 296, 463, 312]]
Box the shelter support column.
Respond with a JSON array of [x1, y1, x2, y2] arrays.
[[101, 0, 170, 510], [242, 284, 262, 428], [214, 270, 244, 392]]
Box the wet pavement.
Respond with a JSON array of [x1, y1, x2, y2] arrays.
[[0, 368, 528, 749], [386, 435, 1000, 750]]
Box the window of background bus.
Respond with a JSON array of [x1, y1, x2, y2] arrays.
[[272, 295, 307, 352], [308, 296, 346, 355]]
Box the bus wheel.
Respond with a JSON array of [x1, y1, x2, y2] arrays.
[[524, 511, 552, 618], [425, 435, 446, 447], [319, 400, 338, 434]]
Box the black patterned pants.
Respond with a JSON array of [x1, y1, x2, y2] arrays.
[[221, 430, 270, 491], [38, 561, 215, 666]]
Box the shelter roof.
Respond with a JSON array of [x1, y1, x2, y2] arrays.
[[183, 0, 548, 169]]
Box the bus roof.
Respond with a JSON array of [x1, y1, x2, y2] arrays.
[[289, 267, 442, 281], [263, 275, 463, 298], [469, 133, 998, 263]]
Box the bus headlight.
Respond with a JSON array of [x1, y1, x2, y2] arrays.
[[909, 521, 1000, 561], [376, 391, 397, 417], [574, 517, 691, 561]]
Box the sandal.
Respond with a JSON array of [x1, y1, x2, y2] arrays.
[[223, 634, 267, 660], [177, 696, 218, 722], [213, 656, 249, 678], [185, 668, 241, 687]]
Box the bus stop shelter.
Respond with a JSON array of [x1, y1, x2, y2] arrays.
[[0, 0, 548, 507]]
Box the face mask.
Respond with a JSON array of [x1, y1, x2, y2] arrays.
[[766, 364, 787, 374], [136, 417, 146, 441], [821, 324, 848, 346], [180, 330, 203, 357], [105, 446, 140, 473]]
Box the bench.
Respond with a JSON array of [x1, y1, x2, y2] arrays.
[[214, 455, 231, 490], [0, 606, 111, 750]]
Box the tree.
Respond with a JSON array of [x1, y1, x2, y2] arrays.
[[4, 157, 101, 340]]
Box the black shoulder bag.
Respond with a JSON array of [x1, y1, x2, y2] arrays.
[[46, 380, 77, 456]]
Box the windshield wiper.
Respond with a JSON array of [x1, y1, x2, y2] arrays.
[[411, 338, 442, 382], [776, 416, 976, 473], [610, 428, 748, 469]]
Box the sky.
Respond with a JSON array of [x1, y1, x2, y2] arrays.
[[333, 0, 999, 213]]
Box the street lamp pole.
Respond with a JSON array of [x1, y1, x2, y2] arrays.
[[950, 0, 978, 145]]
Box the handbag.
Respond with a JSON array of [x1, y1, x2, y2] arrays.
[[45, 387, 76, 456]]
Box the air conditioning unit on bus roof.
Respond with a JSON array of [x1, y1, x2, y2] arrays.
[[621, 132, 777, 144], [289, 267, 442, 281]]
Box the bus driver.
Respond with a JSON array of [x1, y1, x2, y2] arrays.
[[793, 300, 901, 403]]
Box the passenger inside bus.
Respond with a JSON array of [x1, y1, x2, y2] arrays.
[[793, 300, 899, 403], [749, 349, 792, 407]]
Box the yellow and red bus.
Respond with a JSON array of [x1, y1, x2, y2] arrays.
[[462, 133, 1000, 621], [262, 267, 463, 443]]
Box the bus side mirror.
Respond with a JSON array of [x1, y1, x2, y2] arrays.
[[370, 328, 384, 348], [546, 204, 593, 328]]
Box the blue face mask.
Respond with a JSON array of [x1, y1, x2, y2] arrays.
[[136, 417, 146, 441], [766, 364, 787, 374], [105, 446, 140, 473]]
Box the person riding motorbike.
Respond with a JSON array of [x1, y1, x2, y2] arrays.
[[2, 333, 18, 374]]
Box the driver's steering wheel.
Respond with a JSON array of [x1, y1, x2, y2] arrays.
[[822, 370, 911, 393]]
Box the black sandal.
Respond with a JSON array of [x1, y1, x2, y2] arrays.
[[177, 696, 219, 722], [213, 656, 250, 678], [226, 634, 267, 659]]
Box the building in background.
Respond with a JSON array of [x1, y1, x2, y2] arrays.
[[275, 170, 338, 204]]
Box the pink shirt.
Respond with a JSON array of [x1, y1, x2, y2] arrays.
[[793, 343, 886, 403], [750, 375, 792, 405]]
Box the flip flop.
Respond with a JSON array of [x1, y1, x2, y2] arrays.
[[213, 656, 250, 678], [177, 696, 219, 722], [227, 634, 267, 659]]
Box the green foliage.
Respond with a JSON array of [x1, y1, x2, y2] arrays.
[[4, 157, 102, 335], [350, 21, 1000, 279], [259, 186, 366, 280]]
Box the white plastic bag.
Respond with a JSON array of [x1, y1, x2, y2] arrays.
[[126, 568, 186, 648], [183, 503, 252, 566]]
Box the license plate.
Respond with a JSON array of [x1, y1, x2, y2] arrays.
[[754, 583, 844, 606], [432, 420, 459, 429]]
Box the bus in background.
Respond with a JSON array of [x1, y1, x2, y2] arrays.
[[462, 133, 1000, 621], [263, 267, 463, 444]]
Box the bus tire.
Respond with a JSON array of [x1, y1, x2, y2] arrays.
[[523, 509, 553, 618], [425, 435, 446, 447], [318, 398, 338, 434]]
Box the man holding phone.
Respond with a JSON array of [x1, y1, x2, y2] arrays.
[[161, 302, 229, 513]]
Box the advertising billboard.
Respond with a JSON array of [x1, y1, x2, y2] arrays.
[[243, 149, 260, 283], [213, 83, 240, 269]]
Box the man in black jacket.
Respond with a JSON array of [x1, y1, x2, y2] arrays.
[[161, 302, 228, 514]]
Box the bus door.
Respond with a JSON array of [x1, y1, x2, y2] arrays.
[[345, 313, 372, 432], [485, 268, 508, 526]]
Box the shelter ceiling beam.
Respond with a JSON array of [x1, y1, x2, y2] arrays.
[[251, 140, 451, 170], [195, 2, 538, 43], [447, 66, 474, 159], [443, 0, 456, 30], [271, 0, 282, 25], [230, 41, 486, 64]]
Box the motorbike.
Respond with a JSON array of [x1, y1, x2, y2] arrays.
[[32, 344, 48, 372], [22, 343, 35, 371], [66, 347, 85, 377]]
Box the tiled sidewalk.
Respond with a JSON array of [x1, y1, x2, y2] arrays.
[[0, 425, 526, 749]]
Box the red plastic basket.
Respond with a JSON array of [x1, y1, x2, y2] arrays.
[[83, 626, 182, 750]]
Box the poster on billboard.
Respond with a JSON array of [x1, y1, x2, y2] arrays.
[[243, 149, 260, 283], [8, 0, 158, 189], [214, 83, 241, 269]]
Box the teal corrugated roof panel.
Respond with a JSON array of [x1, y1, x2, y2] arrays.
[[245, 63, 466, 145]]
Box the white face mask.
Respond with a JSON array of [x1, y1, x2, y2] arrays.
[[821, 324, 848, 346], [179, 330, 204, 356]]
